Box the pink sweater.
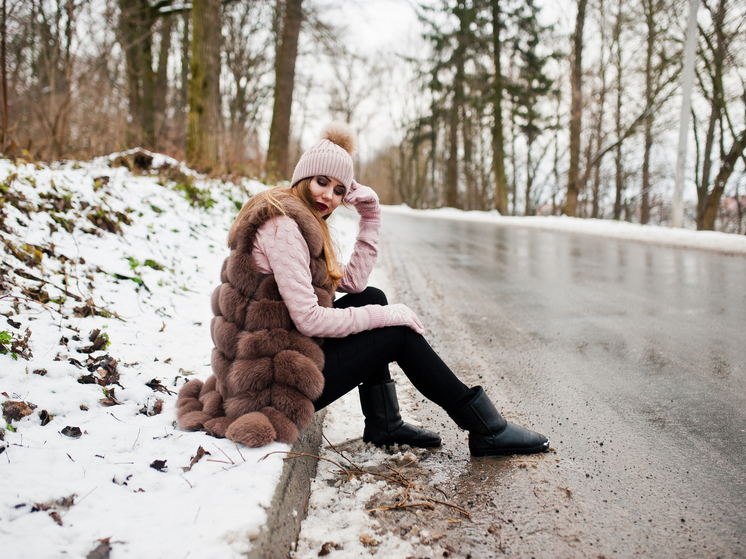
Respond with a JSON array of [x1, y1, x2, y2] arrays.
[[252, 214, 388, 337]]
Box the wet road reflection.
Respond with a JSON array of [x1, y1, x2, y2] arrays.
[[381, 211, 746, 557]]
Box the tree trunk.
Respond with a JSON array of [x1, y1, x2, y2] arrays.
[[446, 2, 467, 209], [696, 0, 726, 230], [524, 139, 533, 215], [462, 103, 475, 210], [266, 0, 303, 182], [446, 101, 459, 208], [118, 0, 156, 148], [640, 0, 657, 224], [590, 0, 608, 219], [612, 0, 624, 220], [180, 11, 190, 111], [1, 0, 8, 153], [700, 130, 746, 230], [510, 97, 518, 215], [154, 15, 173, 149], [565, 0, 587, 217], [491, 0, 508, 214], [187, 0, 221, 170]]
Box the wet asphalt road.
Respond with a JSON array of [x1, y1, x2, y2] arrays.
[[378, 210, 746, 558]]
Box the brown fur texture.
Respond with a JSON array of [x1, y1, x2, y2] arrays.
[[200, 375, 217, 396], [224, 389, 271, 418], [227, 357, 274, 394], [179, 378, 203, 400], [176, 399, 203, 414], [226, 412, 276, 447], [179, 410, 212, 431], [200, 390, 224, 417], [322, 121, 356, 156], [211, 348, 230, 382], [261, 406, 299, 445], [236, 329, 289, 360], [273, 350, 325, 401], [176, 197, 333, 448], [270, 384, 316, 430], [204, 417, 233, 438]]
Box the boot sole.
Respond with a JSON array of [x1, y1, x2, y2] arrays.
[[364, 437, 442, 449], [470, 441, 550, 457]]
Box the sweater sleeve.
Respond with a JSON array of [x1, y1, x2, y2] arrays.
[[253, 216, 387, 338], [337, 216, 380, 294]]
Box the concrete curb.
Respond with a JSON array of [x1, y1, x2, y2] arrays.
[[247, 410, 326, 559]]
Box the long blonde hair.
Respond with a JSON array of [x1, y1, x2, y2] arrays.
[[228, 178, 343, 289]]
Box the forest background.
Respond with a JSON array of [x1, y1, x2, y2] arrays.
[[1, 0, 744, 233]]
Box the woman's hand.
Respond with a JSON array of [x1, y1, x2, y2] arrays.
[[344, 180, 379, 216], [381, 303, 425, 335]]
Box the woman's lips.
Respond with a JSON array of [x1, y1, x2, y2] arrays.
[[316, 202, 328, 211]]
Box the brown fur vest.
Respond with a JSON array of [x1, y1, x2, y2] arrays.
[[176, 196, 335, 447]]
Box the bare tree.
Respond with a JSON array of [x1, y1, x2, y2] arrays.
[[1, 0, 8, 153], [694, 0, 746, 230], [223, 0, 273, 172], [490, 0, 509, 214], [565, 0, 588, 217], [266, 0, 303, 182], [186, 0, 221, 170]]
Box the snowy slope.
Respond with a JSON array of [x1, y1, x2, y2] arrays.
[[0, 151, 358, 558]]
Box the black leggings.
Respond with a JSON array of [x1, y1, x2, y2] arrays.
[[314, 287, 473, 411]]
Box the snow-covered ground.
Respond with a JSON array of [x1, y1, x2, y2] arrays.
[[0, 152, 358, 558], [2, 151, 743, 559]]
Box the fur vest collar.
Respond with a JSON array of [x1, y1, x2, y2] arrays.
[[176, 196, 334, 447]]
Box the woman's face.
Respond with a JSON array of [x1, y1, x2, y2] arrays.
[[309, 175, 345, 218]]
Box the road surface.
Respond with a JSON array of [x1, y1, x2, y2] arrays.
[[375, 210, 746, 558]]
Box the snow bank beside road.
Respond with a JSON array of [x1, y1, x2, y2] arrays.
[[384, 205, 746, 256]]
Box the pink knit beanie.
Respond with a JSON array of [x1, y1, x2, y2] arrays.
[[291, 122, 355, 193]]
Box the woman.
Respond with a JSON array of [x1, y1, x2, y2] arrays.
[[177, 123, 549, 456]]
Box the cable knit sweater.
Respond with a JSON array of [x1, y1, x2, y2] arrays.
[[251, 213, 388, 337]]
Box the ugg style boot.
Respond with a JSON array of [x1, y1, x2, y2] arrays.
[[448, 386, 549, 456], [358, 380, 442, 448]]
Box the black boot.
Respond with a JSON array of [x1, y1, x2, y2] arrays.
[[448, 386, 549, 456], [358, 380, 441, 448]]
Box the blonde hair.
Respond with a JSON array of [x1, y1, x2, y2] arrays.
[[227, 179, 343, 289]]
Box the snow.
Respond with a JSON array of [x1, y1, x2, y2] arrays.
[[383, 205, 746, 256], [2, 152, 742, 559], [0, 153, 355, 558]]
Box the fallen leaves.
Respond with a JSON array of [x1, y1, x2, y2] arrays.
[[182, 446, 211, 472], [77, 354, 121, 388], [2, 399, 37, 422], [99, 387, 122, 407], [30, 494, 77, 526], [86, 538, 111, 559], [39, 409, 53, 426], [0, 327, 33, 360], [145, 378, 175, 395], [61, 426, 83, 438], [73, 298, 113, 319], [318, 541, 343, 555], [359, 533, 378, 547], [76, 329, 110, 354], [139, 398, 164, 416], [319, 542, 344, 557]]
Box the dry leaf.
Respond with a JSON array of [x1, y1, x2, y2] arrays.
[[359, 534, 378, 547], [86, 538, 112, 559]]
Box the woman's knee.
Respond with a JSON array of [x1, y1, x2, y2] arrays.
[[362, 286, 388, 306]]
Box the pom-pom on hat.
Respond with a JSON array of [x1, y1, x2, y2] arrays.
[[291, 122, 355, 193]]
